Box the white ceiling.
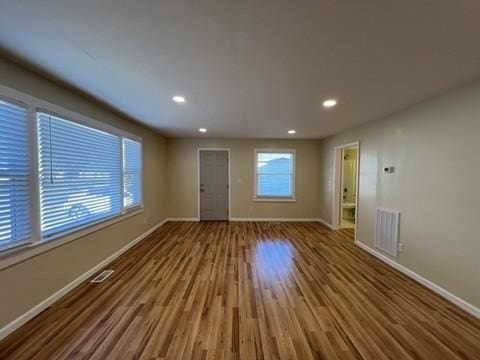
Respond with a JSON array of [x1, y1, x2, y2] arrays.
[[1, 0, 480, 138]]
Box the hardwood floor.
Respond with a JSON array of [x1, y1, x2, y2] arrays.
[[1, 222, 479, 359]]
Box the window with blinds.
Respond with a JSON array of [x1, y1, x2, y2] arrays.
[[0, 88, 144, 254], [123, 138, 142, 208], [37, 113, 123, 238], [0, 98, 31, 249], [255, 150, 295, 198]]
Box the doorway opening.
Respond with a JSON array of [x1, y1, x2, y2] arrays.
[[198, 149, 230, 221], [332, 142, 359, 238], [340, 147, 357, 228]]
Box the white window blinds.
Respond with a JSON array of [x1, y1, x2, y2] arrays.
[[0, 99, 31, 249], [37, 113, 122, 238], [123, 138, 142, 208]]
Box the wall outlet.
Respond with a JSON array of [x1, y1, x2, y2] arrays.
[[398, 243, 404, 252]]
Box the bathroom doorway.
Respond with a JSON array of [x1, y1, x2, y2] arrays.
[[332, 142, 359, 238], [340, 147, 358, 228]]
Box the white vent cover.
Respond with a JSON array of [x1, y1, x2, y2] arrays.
[[90, 270, 114, 283], [375, 208, 400, 257]]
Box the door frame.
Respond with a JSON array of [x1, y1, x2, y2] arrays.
[[332, 141, 360, 240], [197, 148, 231, 221]]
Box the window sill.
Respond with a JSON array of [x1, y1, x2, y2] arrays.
[[253, 197, 297, 203], [0, 207, 144, 271]]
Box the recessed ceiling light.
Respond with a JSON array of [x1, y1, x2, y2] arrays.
[[172, 95, 186, 103], [199, 128, 207, 133], [288, 130, 296, 134], [323, 98, 337, 108]]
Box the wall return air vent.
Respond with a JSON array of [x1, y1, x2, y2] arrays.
[[375, 208, 400, 257]]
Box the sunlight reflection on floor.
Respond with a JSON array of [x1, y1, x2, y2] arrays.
[[254, 240, 293, 284]]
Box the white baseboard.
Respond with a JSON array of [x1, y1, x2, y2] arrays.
[[167, 217, 200, 222], [317, 218, 337, 230], [169, 217, 319, 222], [355, 240, 480, 319], [229, 218, 321, 222], [0, 218, 169, 341]]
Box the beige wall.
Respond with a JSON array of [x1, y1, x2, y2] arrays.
[[0, 56, 168, 329], [1, 51, 479, 331], [167, 138, 322, 219], [318, 80, 480, 307]]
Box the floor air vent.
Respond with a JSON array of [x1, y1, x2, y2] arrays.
[[90, 270, 114, 283], [375, 208, 400, 257]]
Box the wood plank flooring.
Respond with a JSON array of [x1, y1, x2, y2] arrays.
[[1, 222, 479, 359]]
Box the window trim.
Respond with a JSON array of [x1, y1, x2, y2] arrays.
[[0, 84, 144, 266], [253, 148, 296, 201]]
